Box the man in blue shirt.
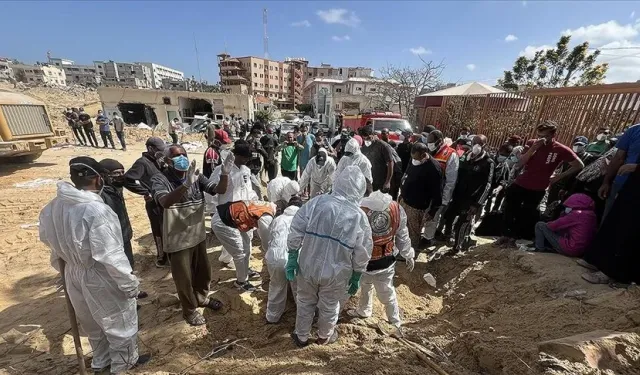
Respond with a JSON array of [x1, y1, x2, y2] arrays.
[[297, 124, 315, 173], [599, 124, 640, 218], [97, 110, 115, 149]]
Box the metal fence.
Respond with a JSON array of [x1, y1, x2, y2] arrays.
[[416, 82, 640, 148]]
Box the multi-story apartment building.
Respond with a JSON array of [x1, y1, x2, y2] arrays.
[[93, 61, 153, 88], [0, 58, 14, 81], [137, 62, 184, 89], [305, 64, 373, 81], [12, 63, 66, 86], [217, 53, 307, 109], [48, 57, 100, 86]]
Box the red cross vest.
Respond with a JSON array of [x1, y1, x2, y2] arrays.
[[361, 201, 401, 261], [434, 145, 455, 172]]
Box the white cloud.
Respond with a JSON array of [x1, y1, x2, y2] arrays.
[[331, 35, 351, 42], [597, 40, 640, 83], [631, 11, 636, 19], [466, 64, 476, 71], [409, 46, 432, 55], [519, 44, 553, 58], [291, 20, 311, 27], [317, 8, 361, 27], [505, 34, 518, 42], [562, 20, 639, 45]]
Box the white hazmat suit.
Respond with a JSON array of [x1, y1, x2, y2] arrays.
[[210, 162, 257, 283], [335, 138, 373, 185], [265, 205, 300, 323], [299, 148, 336, 198], [357, 191, 414, 327], [39, 182, 139, 373], [288, 166, 373, 342]]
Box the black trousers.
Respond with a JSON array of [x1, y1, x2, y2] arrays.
[[145, 200, 165, 262], [390, 171, 402, 201], [123, 239, 134, 269], [83, 125, 98, 147], [72, 126, 86, 145], [116, 130, 126, 150], [502, 184, 545, 240], [170, 133, 178, 144], [442, 199, 474, 250], [281, 169, 297, 181], [100, 130, 115, 148], [265, 161, 278, 181]]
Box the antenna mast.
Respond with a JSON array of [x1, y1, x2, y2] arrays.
[[263, 8, 269, 59], [193, 33, 203, 86]]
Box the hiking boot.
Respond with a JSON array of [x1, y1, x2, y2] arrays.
[[234, 280, 257, 292], [291, 332, 309, 348]]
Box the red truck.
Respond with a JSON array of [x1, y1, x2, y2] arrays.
[[342, 111, 413, 141]]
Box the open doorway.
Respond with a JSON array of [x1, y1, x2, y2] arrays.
[[179, 97, 213, 119], [117, 103, 158, 126]]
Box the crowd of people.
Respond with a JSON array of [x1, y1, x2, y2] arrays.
[[38, 113, 640, 373]]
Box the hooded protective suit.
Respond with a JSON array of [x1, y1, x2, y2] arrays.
[[335, 138, 373, 184], [357, 191, 413, 327], [288, 166, 373, 342], [265, 205, 300, 322], [299, 148, 337, 198], [210, 162, 257, 283], [39, 182, 139, 373]]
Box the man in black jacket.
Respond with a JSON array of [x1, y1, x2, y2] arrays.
[[124, 137, 168, 267], [78, 107, 98, 147], [440, 135, 494, 252], [246, 125, 269, 178], [260, 125, 280, 181], [399, 142, 443, 248]]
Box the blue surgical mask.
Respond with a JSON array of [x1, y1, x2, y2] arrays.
[[171, 155, 189, 171]]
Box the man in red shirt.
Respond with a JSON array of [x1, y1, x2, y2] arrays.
[[496, 120, 584, 247]]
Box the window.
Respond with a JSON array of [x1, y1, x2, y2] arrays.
[[356, 87, 362, 91], [270, 66, 273, 71], [253, 63, 257, 67], [254, 73, 258, 77], [260, 74, 263, 78], [254, 83, 258, 87], [275, 67, 278, 71], [270, 84, 273, 88], [335, 104, 340, 109], [336, 88, 342, 93], [320, 73, 324, 77], [339, 68, 343, 75], [259, 64, 263, 68], [260, 83, 264, 87], [369, 88, 376, 92]]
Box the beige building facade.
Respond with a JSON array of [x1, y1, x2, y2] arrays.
[[13, 64, 66, 86], [97, 87, 254, 128]]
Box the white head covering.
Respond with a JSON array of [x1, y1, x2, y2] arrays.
[[332, 165, 366, 204], [360, 191, 392, 212]]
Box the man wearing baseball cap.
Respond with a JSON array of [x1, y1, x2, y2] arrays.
[[40, 156, 149, 373], [124, 136, 168, 267]]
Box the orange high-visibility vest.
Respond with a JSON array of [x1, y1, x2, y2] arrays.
[[434, 145, 456, 171], [361, 201, 400, 261], [228, 201, 275, 232]]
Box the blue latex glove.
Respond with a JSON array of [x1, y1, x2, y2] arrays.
[[285, 249, 299, 281], [347, 271, 362, 296]]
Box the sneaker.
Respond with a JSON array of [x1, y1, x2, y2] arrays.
[[291, 332, 309, 348], [155, 259, 169, 268], [234, 280, 257, 292], [248, 268, 260, 279], [316, 330, 339, 345]]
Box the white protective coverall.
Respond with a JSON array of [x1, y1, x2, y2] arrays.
[[265, 205, 300, 323], [39, 182, 139, 373], [210, 162, 257, 283], [335, 138, 373, 185], [358, 191, 414, 327], [299, 148, 337, 198], [288, 165, 373, 342], [260, 177, 301, 252]]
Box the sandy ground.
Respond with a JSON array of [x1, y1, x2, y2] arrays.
[[1, 85, 640, 375]]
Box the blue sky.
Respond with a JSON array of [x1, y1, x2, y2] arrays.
[[3, 1, 640, 84]]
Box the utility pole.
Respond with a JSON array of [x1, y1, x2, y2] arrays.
[[263, 8, 269, 59], [193, 33, 203, 90]]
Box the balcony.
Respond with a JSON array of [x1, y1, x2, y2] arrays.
[[221, 74, 248, 82], [220, 65, 244, 72]]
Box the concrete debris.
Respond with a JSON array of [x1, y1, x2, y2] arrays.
[[182, 141, 204, 151], [20, 222, 39, 229], [137, 122, 152, 130], [423, 273, 437, 288]]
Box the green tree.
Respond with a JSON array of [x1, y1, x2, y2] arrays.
[[254, 109, 274, 125], [295, 103, 313, 115], [498, 35, 608, 91]]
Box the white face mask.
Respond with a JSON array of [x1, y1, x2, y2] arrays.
[[572, 145, 584, 153], [596, 133, 606, 141], [471, 144, 482, 155], [364, 140, 372, 147], [411, 158, 425, 166], [427, 143, 437, 152]]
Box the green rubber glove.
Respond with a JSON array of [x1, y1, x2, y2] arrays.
[[347, 271, 362, 296], [285, 249, 299, 281]]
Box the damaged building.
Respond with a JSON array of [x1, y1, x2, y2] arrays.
[[97, 87, 255, 127]]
